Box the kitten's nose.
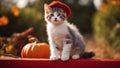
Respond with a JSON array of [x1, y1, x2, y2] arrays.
[[54, 18, 57, 21]]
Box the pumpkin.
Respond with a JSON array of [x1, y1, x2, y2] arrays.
[[21, 37, 50, 58]]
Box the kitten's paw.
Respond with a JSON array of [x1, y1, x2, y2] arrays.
[[61, 55, 69, 61], [72, 54, 80, 59], [50, 56, 59, 61]]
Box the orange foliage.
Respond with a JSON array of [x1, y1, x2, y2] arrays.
[[11, 6, 20, 16], [100, 3, 107, 13], [107, 0, 120, 5], [0, 16, 9, 26]]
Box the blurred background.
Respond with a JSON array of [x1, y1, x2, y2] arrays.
[[0, 0, 120, 59]]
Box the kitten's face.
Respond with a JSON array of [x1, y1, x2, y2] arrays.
[[44, 4, 67, 25]]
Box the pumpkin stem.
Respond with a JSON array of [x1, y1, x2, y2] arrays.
[[28, 37, 39, 43]]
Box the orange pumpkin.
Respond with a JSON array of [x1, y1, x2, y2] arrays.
[[21, 38, 50, 58]]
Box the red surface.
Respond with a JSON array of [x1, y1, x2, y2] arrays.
[[0, 58, 120, 68]]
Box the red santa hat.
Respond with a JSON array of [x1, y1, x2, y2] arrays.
[[49, 1, 71, 18]]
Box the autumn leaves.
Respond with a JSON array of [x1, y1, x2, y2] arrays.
[[100, 0, 120, 13], [11, 6, 20, 17], [0, 16, 8, 26], [0, 6, 19, 26]]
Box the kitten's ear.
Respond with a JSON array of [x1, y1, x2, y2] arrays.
[[44, 3, 48, 8], [44, 3, 51, 14]]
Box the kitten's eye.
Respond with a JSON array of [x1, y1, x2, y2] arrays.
[[50, 14, 54, 16], [57, 13, 61, 16]]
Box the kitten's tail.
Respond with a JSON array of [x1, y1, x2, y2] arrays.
[[80, 51, 95, 58]]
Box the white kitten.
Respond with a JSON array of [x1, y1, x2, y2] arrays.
[[44, 3, 94, 61]]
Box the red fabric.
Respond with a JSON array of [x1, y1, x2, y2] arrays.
[[0, 59, 120, 68], [49, 1, 71, 18]]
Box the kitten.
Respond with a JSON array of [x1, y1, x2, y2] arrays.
[[44, 4, 94, 61]]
